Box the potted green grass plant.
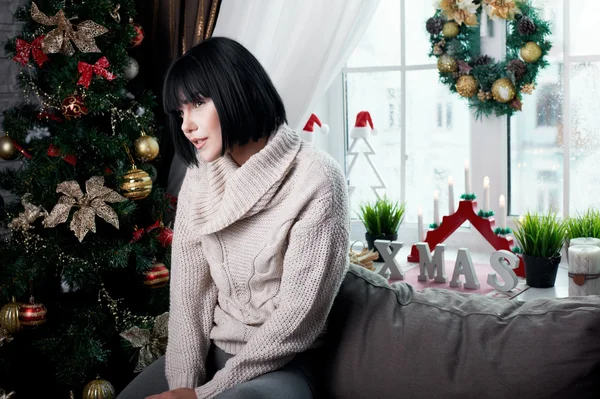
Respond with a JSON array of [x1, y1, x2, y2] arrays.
[[357, 196, 406, 259], [565, 207, 600, 257], [513, 211, 567, 288]]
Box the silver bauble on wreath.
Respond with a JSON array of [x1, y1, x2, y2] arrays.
[[123, 57, 139, 80]]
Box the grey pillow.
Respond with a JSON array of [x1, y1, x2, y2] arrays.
[[323, 264, 600, 399]]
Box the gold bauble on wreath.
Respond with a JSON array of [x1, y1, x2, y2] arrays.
[[456, 75, 479, 98], [442, 21, 460, 39], [0, 297, 22, 334], [520, 41, 542, 63], [437, 54, 457, 73], [121, 165, 152, 200], [491, 78, 516, 103], [134, 131, 159, 162], [0, 135, 17, 161], [82, 377, 115, 399]]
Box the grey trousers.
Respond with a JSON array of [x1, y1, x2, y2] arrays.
[[116, 344, 322, 399]]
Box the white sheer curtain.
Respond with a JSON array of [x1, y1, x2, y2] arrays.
[[213, 0, 380, 130], [168, 0, 379, 195]]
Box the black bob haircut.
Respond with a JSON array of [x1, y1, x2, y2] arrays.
[[163, 37, 287, 167]]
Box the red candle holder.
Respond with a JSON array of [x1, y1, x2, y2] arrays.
[[407, 200, 525, 277]]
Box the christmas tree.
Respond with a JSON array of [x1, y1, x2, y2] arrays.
[[0, 1, 174, 397]]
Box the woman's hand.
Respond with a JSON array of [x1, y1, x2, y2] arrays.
[[146, 388, 197, 399]]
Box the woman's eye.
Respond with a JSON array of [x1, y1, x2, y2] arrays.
[[177, 110, 184, 118], [194, 101, 204, 109]]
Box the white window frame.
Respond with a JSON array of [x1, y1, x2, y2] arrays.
[[319, 0, 512, 251], [319, 0, 592, 251]]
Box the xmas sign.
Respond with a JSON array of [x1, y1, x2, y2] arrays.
[[375, 240, 519, 292]]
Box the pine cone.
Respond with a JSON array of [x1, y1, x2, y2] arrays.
[[518, 16, 536, 36], [474, 55, 494, 66], [426, 17, 445, 35], [507, 59, 527, 81]]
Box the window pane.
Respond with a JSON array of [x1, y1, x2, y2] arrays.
[[510, 63, 563, 215], [570, 62, 600, 214], [405, 69, 471, 224], [346, 0, 401, 68], [405, 1, 436, 65], [345, 72, 401, 218], [570, 1, 600, 56], [509, 0, 564, 216]]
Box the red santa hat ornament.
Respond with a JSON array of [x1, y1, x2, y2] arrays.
[[300, 113, 329, 143], [350, 111, 377, 139]]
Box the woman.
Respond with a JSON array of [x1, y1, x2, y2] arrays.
[[117, 37, 350, 399]]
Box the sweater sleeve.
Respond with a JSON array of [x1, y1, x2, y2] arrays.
[[165, 167, 219, 390], [194, 186, 350, 398]]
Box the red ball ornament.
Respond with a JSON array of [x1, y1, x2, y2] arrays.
[[130, 22, 145, 47], [158, 227, 173, 248], [61, 95, 88, 120], [143, 263, 170, 289], [19, 296, 47, 327]]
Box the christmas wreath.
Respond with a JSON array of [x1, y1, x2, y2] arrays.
[[427, 0, 552, 119]]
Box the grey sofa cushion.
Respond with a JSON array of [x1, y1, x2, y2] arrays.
[[323, 264, 600, 399]]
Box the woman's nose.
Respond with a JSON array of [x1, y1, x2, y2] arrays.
[[181, 114, 197, 134]]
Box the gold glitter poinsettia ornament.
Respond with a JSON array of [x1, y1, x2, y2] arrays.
[[0, 389, 16, 399], [7, 194, 48, 231], [120, 312, 169, 372], [30, 2, 108, 56], [0, 326, 13, 347], [439, 0, 480, 26], [483, 0, 521, 21], [43, 176, 127, 242]]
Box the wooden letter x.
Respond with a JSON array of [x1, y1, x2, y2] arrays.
[[375, 240, 404, 280]]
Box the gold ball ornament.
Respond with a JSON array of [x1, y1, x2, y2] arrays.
[[437, 54, 457, 73], [134, 132, 159, 162], [520, 41, 542, 63], [121, 165, 152, 200], [491, 78, 516, 103], [442, 22, 460, 39], [456, 75, 479, 98], [143, 262, 170, 289], [82, 377, 115, 399], [0, 297, 22, 334], [61, 95, 88, 120], [18, 296, 47, 327], [0, 135, 17, 161]]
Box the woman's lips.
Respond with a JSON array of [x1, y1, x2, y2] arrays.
[[193, 137, 208, 150]]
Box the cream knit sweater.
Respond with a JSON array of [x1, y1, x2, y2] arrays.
[[165, 124, 350, 398]]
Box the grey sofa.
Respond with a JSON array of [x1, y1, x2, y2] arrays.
[[322, 264, 600, 399]]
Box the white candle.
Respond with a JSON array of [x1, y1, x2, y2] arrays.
[[448, 176, 455, 214], [499, 195, 506, 229], [417, 206, 424, 242], [483, 176, 490, 212], [568, 245, 600, 296], [570, 237, 600, 248], [433, 190, 440, 226], [464, 160, 471, 194]]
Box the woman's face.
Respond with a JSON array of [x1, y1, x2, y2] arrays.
[[179, 98, 223, 162]]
